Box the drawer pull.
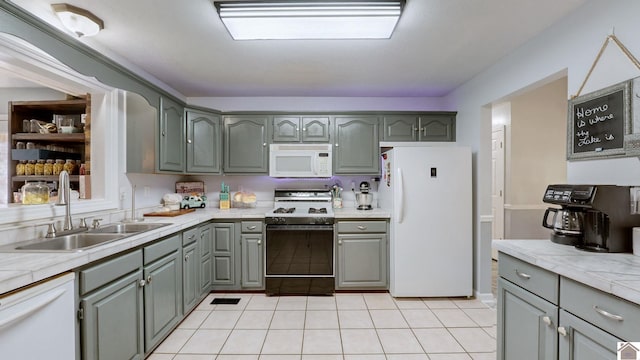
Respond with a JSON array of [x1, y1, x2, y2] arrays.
[[593, 305, 624, 321], [542, 316, 552, 326], [515, 269, 531, 279], [357, 225, 367, 230], [557, 326, 568, 337], [247, 225, 257, 230], [138, 279, 146, 288]]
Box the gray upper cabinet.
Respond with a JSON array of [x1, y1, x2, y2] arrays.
[[272, 116, 330, 142], [334, 116, 380, 174], [186, 109, 222, 174], [159, 96, 185, 172], [381, 113, 456, 142], [224, 116, 269, 173]]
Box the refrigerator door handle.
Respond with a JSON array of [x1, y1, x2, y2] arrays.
[[397, 167, 404, 224]]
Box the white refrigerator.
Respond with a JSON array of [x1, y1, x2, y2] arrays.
[[378, 145, 472, 297]]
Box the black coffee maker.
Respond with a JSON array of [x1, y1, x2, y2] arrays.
[[542, 184, 640, 252]]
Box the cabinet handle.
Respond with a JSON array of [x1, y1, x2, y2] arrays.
[[146, 276, 152, 284], [257, 239, 262, 245], [557, 326, 568, 337], [184, 254, 190, 262], [303, 127, 307, 132], [187, 139, 192, 144], [338, 239, 342, 245], [189, 234, 196, 240], [421, 127, 427, 136], [515, 269, 531, 279], [248, 225, 257, 230], [593, 305, 624, 321], [542, 316, 552, 326], [139, 279, 146, 287], [335, 143, 339, 147], [357, 225, 367, 230], [263, 143, 267, 146]]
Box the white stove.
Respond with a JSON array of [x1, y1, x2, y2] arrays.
[[265, 189, 334, 225]]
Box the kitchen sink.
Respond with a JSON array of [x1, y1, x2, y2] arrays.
[[89, 222, 171, 234], [14, 233, 127, 252]]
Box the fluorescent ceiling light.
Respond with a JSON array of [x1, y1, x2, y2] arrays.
[[213, 1, 405, 40], [52, 3, 104, 37]]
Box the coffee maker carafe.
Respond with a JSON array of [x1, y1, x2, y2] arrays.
[[542, 207, 584, 245]]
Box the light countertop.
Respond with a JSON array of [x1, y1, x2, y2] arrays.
[[493, 239, 640, 306], [0, 207, 390, 295]]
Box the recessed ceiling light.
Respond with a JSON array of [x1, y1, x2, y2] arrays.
[[52, 3, 104, 38], [213, 0, 405, 40]]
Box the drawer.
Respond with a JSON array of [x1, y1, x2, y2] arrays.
[[337, 221, 387, 233], [498, 253, 558, 304], [241, 221, 263, 233], [144, 234, 181, 265], [79, 249, 142, 295], [183, 227, 199, 246], [560, 277, 640, 341]]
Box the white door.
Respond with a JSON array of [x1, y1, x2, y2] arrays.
[[492, 126, 505, 259]]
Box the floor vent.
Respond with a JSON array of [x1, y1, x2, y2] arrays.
[[210, 298, 241, 305]]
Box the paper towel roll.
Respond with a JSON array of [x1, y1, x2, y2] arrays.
[[633, 227, 640, 256]]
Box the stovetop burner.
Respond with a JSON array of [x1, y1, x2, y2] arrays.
[[274, 207, 295, 214]]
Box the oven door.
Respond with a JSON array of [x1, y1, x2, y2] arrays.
[[265, 224, 335, 295]]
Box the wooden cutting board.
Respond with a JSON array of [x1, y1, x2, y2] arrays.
[[143, 208, 195, 217]]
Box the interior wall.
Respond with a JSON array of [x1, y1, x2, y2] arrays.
[[445, 0, 640, 297]]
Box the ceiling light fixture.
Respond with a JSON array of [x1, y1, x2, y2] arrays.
[[213, 0, 405, 40], [52, 3, 104, 38]]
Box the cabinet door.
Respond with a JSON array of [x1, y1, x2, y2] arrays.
[[199, 224, 213, 294], [558, 309, 622, 360], [334, 116, 380, 174], [497, 278, 558, 360], [272, 116, 301, 142], [381, 115, 418, 141], [419, 115, 455, 141], [143, 249, 182, 352], [81, 270, 144, 360], [158, 96, 185, 172], [241, 233, 264, 288], [182, 241, 199, 313], [186, 109, 221, 174], [302, 116, 330, 142], [337, 233, 387, 288], [212, 223, 236, 286], [224, 116, 268, 173]]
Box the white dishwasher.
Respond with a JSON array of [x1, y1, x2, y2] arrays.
[[0, 272, 75, 360]]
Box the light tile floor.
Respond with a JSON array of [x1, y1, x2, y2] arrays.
[[150, 293, 497, 360]]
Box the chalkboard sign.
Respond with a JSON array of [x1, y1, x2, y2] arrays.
[[567, 80, 631, 160]]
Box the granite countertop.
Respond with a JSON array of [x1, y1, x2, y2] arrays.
[[0, 206, 390, 295], [493, 239, 640, 306]]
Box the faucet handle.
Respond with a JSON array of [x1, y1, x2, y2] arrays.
[[79, 217, 89, 228], [91, 218, 103, 229], [46, 223, 57, 238]]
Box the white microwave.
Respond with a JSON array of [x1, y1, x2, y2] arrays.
[[269, 143, 332, 178]]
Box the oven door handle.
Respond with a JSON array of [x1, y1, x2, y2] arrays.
[[266, 224, 334, 231]]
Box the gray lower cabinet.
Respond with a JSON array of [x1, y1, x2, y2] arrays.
[[79, 250, 145, 360], [558, 309, 622, 360], [199, 223, 213, 293], [381, 113, 456, 142], [159, 96, 185, 172], [336, 221, 388, 289], [497, 277, 558, 360], [186, 109, 222, 174], [143, 234, 182, 353], [272, 116, 330, 142], [223, 116, 269, 173], [182, 228, 199, 313], [334, 116, 380, 174], [240, 221, 264, 288], [212, 222, 236, 287]]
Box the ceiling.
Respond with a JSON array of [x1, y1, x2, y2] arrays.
[[7, 0, 587, 97]]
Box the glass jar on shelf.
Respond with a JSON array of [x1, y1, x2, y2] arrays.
[[43, 159, 54, 176], [16, 160, 26, 176], [63, 159, 76, 175], [25, 160, 36, 176], [21, 181, 50, 205], [34, 159, 45, 176], [53, 159, 64, 175]]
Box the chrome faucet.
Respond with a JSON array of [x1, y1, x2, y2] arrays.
[[57, 170, 73, 231]]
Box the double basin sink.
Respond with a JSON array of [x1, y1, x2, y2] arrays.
[[9, 223, 171, 252]]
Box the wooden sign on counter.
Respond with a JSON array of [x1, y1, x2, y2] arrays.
[[567, 80, 631, 160]]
